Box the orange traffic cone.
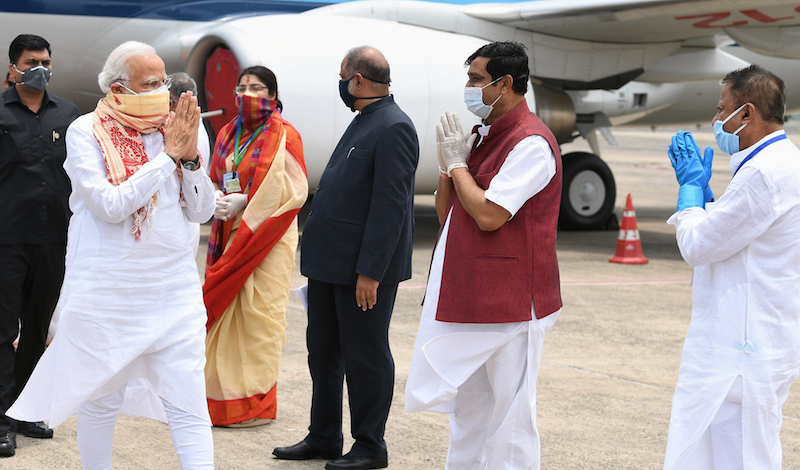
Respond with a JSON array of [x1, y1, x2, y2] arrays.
[[609, 193, 648, 264]]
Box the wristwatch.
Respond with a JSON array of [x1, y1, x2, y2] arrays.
[[182, 155, 201, 171]]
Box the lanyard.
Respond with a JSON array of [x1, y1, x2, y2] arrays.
[[733, 134, 786, 176], [233, 118, 266, 170]]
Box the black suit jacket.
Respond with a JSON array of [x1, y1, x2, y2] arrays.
[[301, 95, 419, 286]]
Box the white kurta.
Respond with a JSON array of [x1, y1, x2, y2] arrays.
[[664, 130, 800, 469], [406, 129, 558, 470], [8, 113, 216, 427]]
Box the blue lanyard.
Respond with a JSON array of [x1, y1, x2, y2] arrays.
[[733, 134, 786, 176]]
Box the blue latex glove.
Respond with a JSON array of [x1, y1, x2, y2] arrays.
[[684, 131, 715, 203], [667, 131, 707, 211]]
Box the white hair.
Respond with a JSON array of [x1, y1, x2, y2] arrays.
[[97, 41, 157, 93]]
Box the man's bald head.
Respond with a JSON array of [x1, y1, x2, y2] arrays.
[[342, 46, 390, 87]]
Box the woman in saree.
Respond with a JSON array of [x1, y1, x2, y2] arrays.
[[203, 66, 307, 427]]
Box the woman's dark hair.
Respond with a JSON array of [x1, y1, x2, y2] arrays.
[[238, 65, 283, 111]]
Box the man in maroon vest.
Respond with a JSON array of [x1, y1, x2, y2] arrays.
[[405, 41, 562, 470]]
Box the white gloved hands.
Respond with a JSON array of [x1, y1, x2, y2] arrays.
[[213, 192, 248, 221], [213, 190, 226, 219], [436, 143, 447, 176], [436, 111, 476, 176]]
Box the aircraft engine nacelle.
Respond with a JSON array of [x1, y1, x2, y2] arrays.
[[530, 84, 575, 145], [725, 26, 800, 60], [185, 13, 534, 194]]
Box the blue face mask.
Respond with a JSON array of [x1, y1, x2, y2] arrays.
[[713, 103, 748, 155]]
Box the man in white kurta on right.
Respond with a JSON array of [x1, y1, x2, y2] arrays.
[[405, 42, 562, 470], [664, 65, 800, 470]]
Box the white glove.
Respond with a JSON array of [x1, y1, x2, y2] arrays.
[[436, 111, 475, 176], [214, 193, 248, 221], [436, 143, 447, 177], [213, 190, 226, 220]]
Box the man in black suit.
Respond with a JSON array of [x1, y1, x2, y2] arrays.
[[273, 46, 418, 470]]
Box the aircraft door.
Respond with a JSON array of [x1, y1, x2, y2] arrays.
[[204, 46, 240, 137]]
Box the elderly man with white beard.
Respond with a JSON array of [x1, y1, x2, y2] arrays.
[[7, 41, 216, 469]]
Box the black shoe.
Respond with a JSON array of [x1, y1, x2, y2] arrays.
[[325, 451, 388, 470], [273, 441, 341, 460], [15, 421, 53, 439], [0, 431, 16, 457]]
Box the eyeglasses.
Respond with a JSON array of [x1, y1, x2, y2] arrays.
[[118, 77, 172, 91], [234, 84, 268, 95]]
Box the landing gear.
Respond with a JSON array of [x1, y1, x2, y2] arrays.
[[559, 152, 616, 230]]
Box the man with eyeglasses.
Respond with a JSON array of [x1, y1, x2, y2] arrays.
[[7, 41, 216, 468], [0, 34, 80, 456]]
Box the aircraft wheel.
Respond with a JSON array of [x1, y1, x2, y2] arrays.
[[559, 152, 616, 230]]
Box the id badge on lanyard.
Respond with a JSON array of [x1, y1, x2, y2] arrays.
[[223, 171, 241, 194], [223, 119, 265, 194]]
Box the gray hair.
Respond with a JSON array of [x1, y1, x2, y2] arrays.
[[97, 41, 157, 93], [167, 72, 197, 99], [343, 45, 390, 85]]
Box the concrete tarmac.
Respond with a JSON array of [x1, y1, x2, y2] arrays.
[[7, 124, 800, 469]]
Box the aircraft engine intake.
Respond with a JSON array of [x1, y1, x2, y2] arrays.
[[531, 84, 576, 145], [182, 13, 608, 231]]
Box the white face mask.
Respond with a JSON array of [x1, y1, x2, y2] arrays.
[[464, 77, 502, 120]]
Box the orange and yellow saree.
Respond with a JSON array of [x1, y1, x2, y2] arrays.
[[203, 111, 307, 426]]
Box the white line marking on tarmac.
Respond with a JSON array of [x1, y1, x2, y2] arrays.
[[291, 279, 692, 290], [561, 279, 691, 286], [546, 363, 800, 423], [544, 362, 674, 392]]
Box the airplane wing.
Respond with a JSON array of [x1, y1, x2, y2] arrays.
[[307, 0, 800, 86], [463, 0, 800, 44]]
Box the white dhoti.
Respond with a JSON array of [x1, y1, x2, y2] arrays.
[[405, 206, 559, 470], [407, 307, 557, 470]]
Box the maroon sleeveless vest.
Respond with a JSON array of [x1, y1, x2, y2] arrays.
[[436, 101, 562, 323]]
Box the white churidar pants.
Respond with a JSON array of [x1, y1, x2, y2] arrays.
[[76, 382, 214, 470]]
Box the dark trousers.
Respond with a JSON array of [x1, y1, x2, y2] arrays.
[[0, 243, 66, 431], [304, 278, 398, 460]]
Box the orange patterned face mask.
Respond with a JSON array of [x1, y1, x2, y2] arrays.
[[106, 87, 170, 118], [235, 93, 274, 130]]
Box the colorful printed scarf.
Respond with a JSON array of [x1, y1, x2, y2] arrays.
[[92, 91, 170, 240], [205, 94, 276, 266]]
